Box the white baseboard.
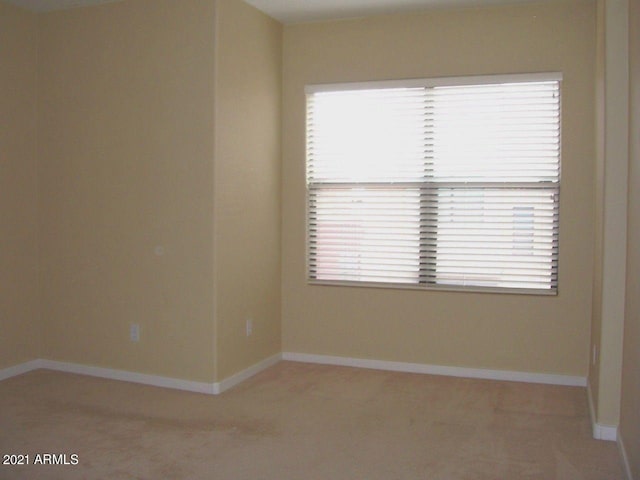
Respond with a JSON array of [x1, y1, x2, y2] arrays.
[[282, 352, 587, 387], [215, 353, 282, 394], [2, 353, 590, 399], [593, 423, 618, 441], [618, 432, 633, 480], [39, 359, 217, 395], [587, 381, 618, 441], [0, 359, 44, 381], [0, 356, 283, 396]]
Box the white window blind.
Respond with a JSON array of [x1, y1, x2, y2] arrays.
[[306, 74, 561, 294]]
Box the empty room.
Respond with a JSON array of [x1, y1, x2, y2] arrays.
[[0, 0, 638, 478]]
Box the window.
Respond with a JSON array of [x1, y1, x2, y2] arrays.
[[306, 73, 561, 294]]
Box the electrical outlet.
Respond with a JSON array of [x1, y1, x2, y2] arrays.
[[246, 318, 253, 337], [130, 323, 140, 342], [592, 344, 598, 366]]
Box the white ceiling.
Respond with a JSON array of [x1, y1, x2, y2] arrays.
[[5, 0, 540, 22], [244, 0, 539, 24]]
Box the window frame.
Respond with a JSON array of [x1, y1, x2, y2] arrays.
[[305, 72, 562, 296]]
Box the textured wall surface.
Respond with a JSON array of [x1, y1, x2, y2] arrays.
[[214, 0, 282, 380], [39, 0, 217, 382], [0, 3, 40, 370]]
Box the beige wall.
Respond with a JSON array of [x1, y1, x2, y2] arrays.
[[0, 3, 41, 369], [589, 0, 605, 415], [213, 0, 282, 380], [38, 0, 217, 382], [620, 0, 640, 474], [282, 1, 596, 376]]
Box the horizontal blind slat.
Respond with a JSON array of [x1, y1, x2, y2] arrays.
[[306, 76, 560, 291]]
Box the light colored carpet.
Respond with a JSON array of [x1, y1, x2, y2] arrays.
[[0, 361, 624, 479]]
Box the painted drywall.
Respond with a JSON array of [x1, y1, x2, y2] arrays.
[[38, 0, 217, 382], [590, 0, 628, 427], [282, 0, 596, 376], [0, 2, 41, 369], [620, 0, 640, 474], [214, 0, 282, 381], [589, 0, 605, 421]]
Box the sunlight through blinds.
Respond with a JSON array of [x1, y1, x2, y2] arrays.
[[306, 75, 561, 293]]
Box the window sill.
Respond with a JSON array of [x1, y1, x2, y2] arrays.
[[307, 278, 558, 296]]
